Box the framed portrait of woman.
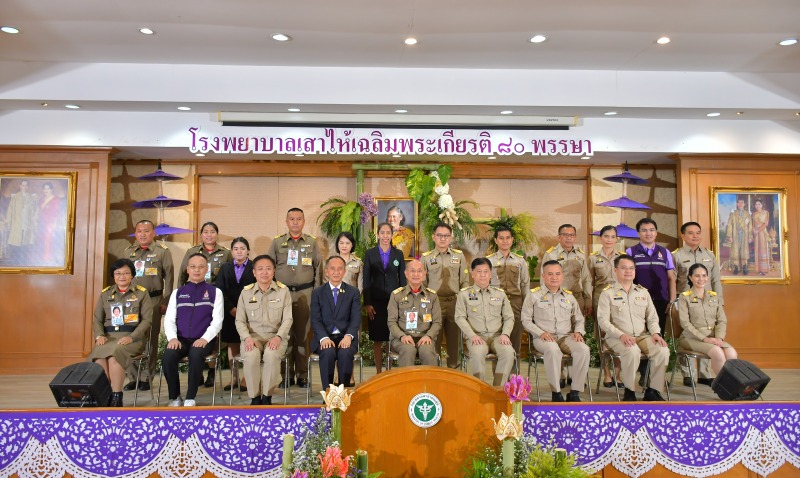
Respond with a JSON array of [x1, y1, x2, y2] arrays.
[[0, 172, 76, 274], [375, 197, 418, 259], [710, 187, 788, 284]]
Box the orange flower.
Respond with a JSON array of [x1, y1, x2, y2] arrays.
[[319, 446, 351, 478]]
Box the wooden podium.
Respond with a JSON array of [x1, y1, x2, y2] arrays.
[[341, 367, 509, 477]]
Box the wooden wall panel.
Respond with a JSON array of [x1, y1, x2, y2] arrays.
[[0, 147, 111, 374]]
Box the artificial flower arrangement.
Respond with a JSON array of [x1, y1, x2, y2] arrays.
[[405, 165, 478, 248], [464, 375, 589, 478], [318, 192, 379, 247], [482, 208, 540, 282]]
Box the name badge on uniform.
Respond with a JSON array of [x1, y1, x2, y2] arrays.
[[430, 258, 437, 265], [110, 303, 124, 327], [287, 249, 299, 266], [635, 296, 646, 302], [145, 267, 158, 276], [702, 258, 711, 262], [205, 268, 212, 281], [489, 297, 501, 302], [468, 292, 477, 301], [423, 313, 432, 323], [450, 257, 460, 264], [134, 260, 145, 277], [301, 257, 313, 266], [269, 298, 281, 303], [124, 314, 139, 324], [405, 311, 418, 330]]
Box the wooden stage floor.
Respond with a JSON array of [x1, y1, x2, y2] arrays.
[[1, 365, 796, 409]]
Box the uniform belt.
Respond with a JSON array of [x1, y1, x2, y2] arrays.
[[439, 295, 456, 301], [149, 290, 163, 298], [287, 281, 314, 292], [105, 325, 138, 333]]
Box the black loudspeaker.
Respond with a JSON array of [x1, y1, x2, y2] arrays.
[[711, 359, 770, 401], [49, 362, 112, 407]]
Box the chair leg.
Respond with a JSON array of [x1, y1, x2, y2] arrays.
[[229, 361, 238, 406], [156, 364, 164, 406], [610, 358, 621, 401], [534, 359, 541, 402], [595, 355, 603, 395], [358, 356, 363, 384], [134, 359, 142, 407], [687, 356, 698, 401], [306, 357, 313, 405], [586, 368, 593, 402]]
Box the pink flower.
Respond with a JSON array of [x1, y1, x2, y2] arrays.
[[319, 446, 351, 478], [292, 472, 309, 478], [504, 374, 531, 403]]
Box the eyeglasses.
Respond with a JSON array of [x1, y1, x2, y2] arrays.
[[559, 233, 576, 238], [434, 234, 452, 239], [114, 271, 132, 277]]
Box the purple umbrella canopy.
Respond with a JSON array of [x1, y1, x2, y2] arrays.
[[596, 196, 651, 209], [128, 223, 194, 237], [592, 223, 640, 238], [137, 162, 183, 182], [602, 162, 648, 185], [131, 195, 191, 209]]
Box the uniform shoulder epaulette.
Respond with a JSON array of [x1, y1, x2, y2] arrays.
[[352, 254, 361, 261], [158, 243, 168, 249], [306, 234, 316, 239], [460, 286, 471, 291], [276, 281, 286, 288], [102, 285, 112, 292], [392, 287, 405, 294], [220, 245, 230, 251], [426, 287, 437, 294], [422, 250, 433, 256], [531, 286, 541, 293], [274, 234, 284, 239], [243, 283, 256, 290], [546, 246, 556, 253], [511, 252, 524, 259], [136, 285, 148, 292], [603, 284, 612, 291], [634, 284, 647, 291], [576, 246, 584, 253], [708, 291, 717, 296], [451, 248, 462, 254], [682, 290, 692, 296], [563, 288, 574, 295], [590, 250, 599, 256], [672, 247, 680, 254], [491, 285, 504, 292]]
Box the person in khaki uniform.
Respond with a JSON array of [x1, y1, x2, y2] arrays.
[[541, 224, 592, 316], [487, 225, 530, 356], [454, 258, 515, 386], [677, 263, 737, 376], [671, 221, 724, 386], [597, 255, 669, 402], [236, 254, 293, 406], [89, 258, 153, 407], [267, 208, 322, 388], [388, 259, 443, 367], [178, 222, 232, 286], [423, 223, 470, 368], [521, 260, 589, 403], [123, 219, 174, 391]]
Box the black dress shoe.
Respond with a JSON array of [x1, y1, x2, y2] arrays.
[[203, 373, 215, 388], [224, 383, 237, 391], [683, 377, 694, 387], [551, 392, 565, 402], [250, 396, 262, 406], [698, 378, 714, 386], [262, 395, 272, 405], [643, 388, 666, 401], [137, 381, 151, 391], [108, 392, 124, 407], [296, 378, 309, 388], [123, 381, 138, 391], [733, 265, 739, 275], [623, 388, 637, 402], [566, 391, 581, 402]]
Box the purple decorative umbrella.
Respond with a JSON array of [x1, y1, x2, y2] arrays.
[[597, 196, 651, 210], [602, 162, 647, 185], [128, 224, 195, 237], [138, 161, 183, 182], [592, 223, 640, 238], [131, 195, 191, 209]]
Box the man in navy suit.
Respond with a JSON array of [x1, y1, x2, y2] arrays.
[[311, 256, 362, 391]]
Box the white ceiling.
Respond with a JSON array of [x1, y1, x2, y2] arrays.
[[1, 0, 799, 163]]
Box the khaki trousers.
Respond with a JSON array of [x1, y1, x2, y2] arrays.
[[286, 288, 312, 380], [391, 336, 438, 367], [606, 335, 670, 392], [532, 335, 590, 393], [242, 338, 289, 399], [466, 335, 515, 386], [436, 296, 460, 368], [508, 293, 524, 356]]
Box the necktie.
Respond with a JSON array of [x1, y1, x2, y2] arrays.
[[333, 287, 339, 305]]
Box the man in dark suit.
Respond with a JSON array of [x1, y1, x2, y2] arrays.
[[311, 256, 362, 391]]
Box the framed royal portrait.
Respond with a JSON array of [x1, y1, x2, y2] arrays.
[[710, 187, 788, 284], [0, 172, 77, 274], [375, 197, 418, 259]]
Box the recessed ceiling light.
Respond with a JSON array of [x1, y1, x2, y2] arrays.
[[138, 28, 155, 35], [529, 35, 547, 44], [500, 110, 513, 115], [796, 112, 800, 116], [392, 154, 401, 158], [736, 111, 744, 115], [287, 108, 300, 112], [604, 111, 618, 116], [40, 102, 48, 107], [272, 33, 292, 42], [778, 38, 797, 46], [65, 104, 80, 109], [706, 112, 720, 117], [195, 153, 205, 157], [395, 109, 408, 113], [581, 156, 591, 160], [1, 26, 20, 34], [487, 156, 496, 160], [404, 37, 418, 46], [656, 36, 671, 45], [177, 106, 191, 111], [295, 154, 304, 157]]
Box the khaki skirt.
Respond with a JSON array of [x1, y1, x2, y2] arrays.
[[679, 334, 733, 355], [87, 332, 146, 370]]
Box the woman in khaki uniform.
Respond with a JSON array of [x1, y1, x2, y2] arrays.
[[587, 225, 623, 388], [678, 263, 737, 374], [89, 259, 153, 407], [333, 232, 363, 292]]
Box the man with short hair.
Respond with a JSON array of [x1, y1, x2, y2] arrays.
[[487, 226, 530, 356], [268, 208, 322, 388], [521, 260, 589, 402], [388, 259, 443, 367], [541, 224, 591, 315], [310, 256, 362, 391], [123, 219, 174, 391], [162, 253, 224, 407], [626, 218, 676, 332], [454, 258, 515, 386], [671, 221, 724, 386], [422, 222, 470, 368], [597, 255, 669, 401]]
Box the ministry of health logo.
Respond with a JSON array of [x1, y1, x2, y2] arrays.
[[408, 392, 443, 428]]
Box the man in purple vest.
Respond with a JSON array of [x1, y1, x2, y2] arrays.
[[162, 253, 224, 406], [626, 218, 676, 385]]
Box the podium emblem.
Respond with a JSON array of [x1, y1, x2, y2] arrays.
[[408, 392, 442, 428]]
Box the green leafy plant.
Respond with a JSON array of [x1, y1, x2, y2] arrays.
[[520, 445, 588, 478], [318, 198, 362, 242], [483, 209, 539, 255]]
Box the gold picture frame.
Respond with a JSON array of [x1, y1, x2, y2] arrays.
[[0, 172, 77, 274], [374, 197, 419, 259], [710, 187, 789, 284]]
